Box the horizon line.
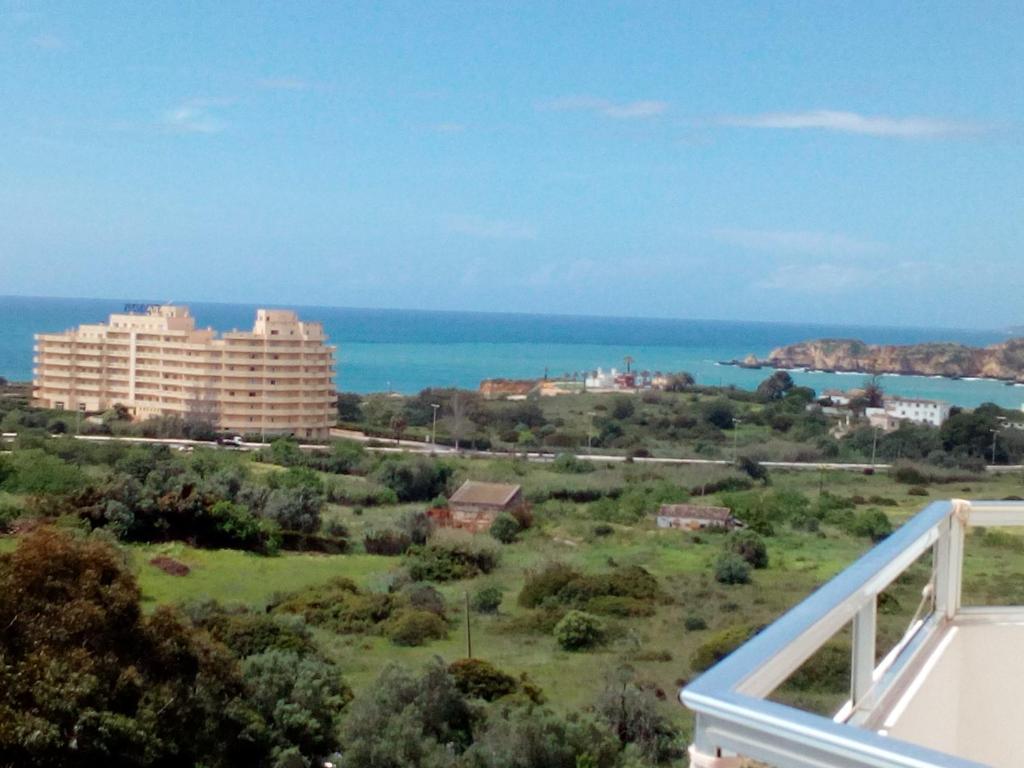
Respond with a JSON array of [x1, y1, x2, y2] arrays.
[[0, 292, 1009, 337]]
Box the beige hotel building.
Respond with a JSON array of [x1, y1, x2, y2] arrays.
[[33, 305, 336, 439]]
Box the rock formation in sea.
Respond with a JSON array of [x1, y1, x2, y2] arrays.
[[744, 338, 1024, 383]]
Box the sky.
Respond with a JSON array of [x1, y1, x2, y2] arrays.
[[1, 1, 1023, 329]]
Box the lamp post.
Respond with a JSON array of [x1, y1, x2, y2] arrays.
[[871, 426, 879, 467], [991, 416, 1009, 465], [430, 403, 440, 444], [587, 411, 596, 451], [733, 418, 743, 462]]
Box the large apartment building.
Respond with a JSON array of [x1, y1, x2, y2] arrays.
[[33, 305, 336, 439]]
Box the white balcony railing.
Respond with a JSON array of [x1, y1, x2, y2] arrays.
[[681, 499, 1024, 768]]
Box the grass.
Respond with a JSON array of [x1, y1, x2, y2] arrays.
[[132, 542, 396, 609]]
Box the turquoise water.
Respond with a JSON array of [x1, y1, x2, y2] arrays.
[[2, 295, 1021, 409]]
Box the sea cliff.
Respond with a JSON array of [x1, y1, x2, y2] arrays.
[[737, 338, 1024, 383]]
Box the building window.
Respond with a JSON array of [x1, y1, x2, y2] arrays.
[[249, 392, 256, 397], [55, 401, 64, 410]]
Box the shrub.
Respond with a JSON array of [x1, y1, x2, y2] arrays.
[[263, 486, 323, 534], [472, 586, 503, 614], [490, 513, 521, 544], [406, 584, 446, 617], [363, 528, 413, 556], [554, 610, 604, 650], [592, 523, 614, 537], [551, 453, 595, 474], [726, 530, 769, 569], [849, 509, 893, 542], [386, 609, 449, 646], [406, 534, 500, 582], [373, 456, 453, 502], [736, 456, 769, 484], [399, 509, 434, 545], [691, 624, 760, 672], [585, 595, 655, 617], [908, 486, 929, 497], [684, 615, 708, 631], [448, 658, 519, 701], [714, 553, 751, 585], [894, 463, 929, 485]]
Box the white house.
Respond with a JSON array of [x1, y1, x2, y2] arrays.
[[883, 397, 952, 428], [585, 368, 619, 390]]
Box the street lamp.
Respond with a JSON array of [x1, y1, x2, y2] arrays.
[[587, 411, 596, 451], [430, 403, 440, 444], [732, 418, 743, 462], [991, 416, 1008, 465], [871, 426, 880, 467]]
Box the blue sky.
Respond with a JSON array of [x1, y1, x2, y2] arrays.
[[2, 1, 1022, 328]]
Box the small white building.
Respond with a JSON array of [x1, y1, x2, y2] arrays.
[[883, 397, 951, 428], [585, 368, 619, 390]]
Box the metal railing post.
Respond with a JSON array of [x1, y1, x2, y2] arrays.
[[850, 598, 876, 709], [934, 504, 966, 620]]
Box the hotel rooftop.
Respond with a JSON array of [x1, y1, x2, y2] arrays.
[[682, 499, 1024, 768]]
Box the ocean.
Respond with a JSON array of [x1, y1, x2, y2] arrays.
[[2, 295, 1021, 409]]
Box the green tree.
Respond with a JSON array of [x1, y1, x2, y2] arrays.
[[243, 649, 351, 763], [0, 528, 258, 768], [490, 513, 521, 544]]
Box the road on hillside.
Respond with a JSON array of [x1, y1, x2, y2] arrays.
[[5, 430, 1022, 474]]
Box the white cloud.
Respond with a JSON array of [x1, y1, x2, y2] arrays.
[[444, 215, 537, 241], [712, 228, 887, 257], [756, 259, 936, 295], [29, 33, 64, 50], [161, 99, 232, 134], [717, 109, 982, 138], [538, 96, 668, 120], [257, 77, 312, 91]]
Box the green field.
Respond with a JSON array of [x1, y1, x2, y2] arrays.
[[90, 460, 1024, 736]]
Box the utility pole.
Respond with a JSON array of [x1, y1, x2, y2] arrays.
[[991, 428, 999, 466], [464, 591, 472, 659], [732, 418, 743, 462], [871, 427, 879, 467], [430, 403, 439, 444]]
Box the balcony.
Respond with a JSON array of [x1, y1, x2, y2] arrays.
[[681, 499, 1024, 768]]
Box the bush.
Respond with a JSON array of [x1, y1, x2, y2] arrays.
[[585, 595, 655, 617], [373, 456, 453, 502], [386, 609, 449, 646], [448, 658, 519, 701], [592, 523, 614, 537], [406, 584, 446, 617], [364, 528, 413, 556], [894, 463, 929, 485], [554, 610, 604, 650], [489, 513, 521, 544], [908, 486, 929, 497], [714, 553, 751, 585], [684, 615, 708, 631], [849, 509, 893, 542], [726, 530, 769, 569], [550, 453, 595, 474], [691, 624, 760, 672], [406, 534, 500, 582], [472, 586, 503, 614]]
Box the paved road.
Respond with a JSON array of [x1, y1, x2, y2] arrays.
[[4, 430, 1022, 474]]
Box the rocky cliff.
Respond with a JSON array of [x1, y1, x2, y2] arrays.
[[743, 338, 1024, 383]]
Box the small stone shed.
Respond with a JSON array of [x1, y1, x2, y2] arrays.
[[442, 480, 526, 532], [656, 504, 738, 531]]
